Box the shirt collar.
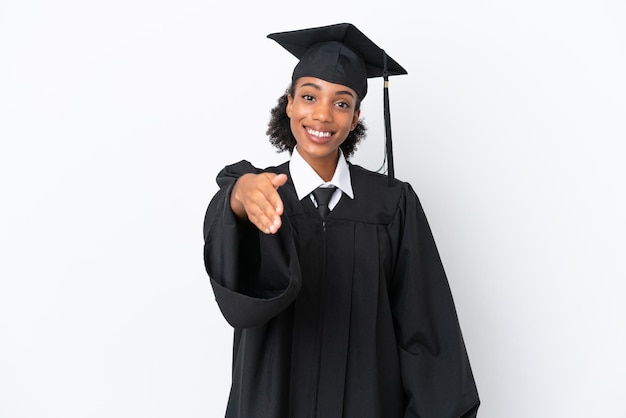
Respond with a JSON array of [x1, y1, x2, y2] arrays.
[[289, 146, 354, 201]]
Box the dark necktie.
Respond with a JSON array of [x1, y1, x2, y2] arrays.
[[312, 186, 336, 220]]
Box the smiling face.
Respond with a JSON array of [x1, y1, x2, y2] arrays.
[[286, 77, 361, 180]]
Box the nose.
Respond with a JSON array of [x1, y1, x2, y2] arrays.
[[312, 101, 333, 122]]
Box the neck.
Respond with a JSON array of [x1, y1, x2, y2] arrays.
[[314, 161, 337, 182], [295, 147, 339, 182]]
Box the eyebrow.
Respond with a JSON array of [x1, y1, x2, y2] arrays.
[[299, 82, 355, 99]]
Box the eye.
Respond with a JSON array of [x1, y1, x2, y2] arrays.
[[301, 94, 315, 101], [335, 101, 351, 109]]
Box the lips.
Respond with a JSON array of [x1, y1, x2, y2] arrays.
[[306, 127, 333, 143], [307, 128, 332, 138]]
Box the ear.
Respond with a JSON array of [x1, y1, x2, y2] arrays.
[[286, 94, 294, 118], [351, 109, 361, 130]]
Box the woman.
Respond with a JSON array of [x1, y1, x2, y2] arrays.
[[203, 23, 480, 418]]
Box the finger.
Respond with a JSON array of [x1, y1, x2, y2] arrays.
[[246, 187, 282, 234], [260, 191, 283, 234], [249, 205, 282, 234], [268, 173, 288, 215], [235, 172, 286, 234]]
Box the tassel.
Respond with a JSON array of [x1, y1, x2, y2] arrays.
[[383, 51, 396, 186]]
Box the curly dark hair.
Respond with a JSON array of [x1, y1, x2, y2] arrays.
[[266, 81, 367, 159]]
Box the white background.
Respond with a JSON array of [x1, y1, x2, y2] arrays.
[[1, 0, 625, 417]]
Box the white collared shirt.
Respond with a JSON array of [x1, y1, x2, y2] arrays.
[[289, 146, 354, 211]]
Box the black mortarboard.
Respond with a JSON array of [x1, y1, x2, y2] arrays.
[[267, 23, 408, 184]]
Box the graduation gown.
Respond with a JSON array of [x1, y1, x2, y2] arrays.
[[203, 160, 480, 418]]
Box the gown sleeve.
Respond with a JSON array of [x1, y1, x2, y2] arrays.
[[203, 160, 302, 329], [389, 184, 480, 418]]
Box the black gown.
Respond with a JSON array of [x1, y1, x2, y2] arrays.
[[203, 160, 480, 418]]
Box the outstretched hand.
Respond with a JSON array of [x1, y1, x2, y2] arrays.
[[230, 172, 288, 234]]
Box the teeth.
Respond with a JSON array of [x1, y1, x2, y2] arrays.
[[307, 128, 331, 138]]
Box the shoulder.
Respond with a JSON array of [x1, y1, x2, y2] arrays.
[[346, 163, 420, 224], [221, 159, 288, 174], [263, 161, 290, 175], [216, 160, 289, 186], [348, 163, 415, 200]]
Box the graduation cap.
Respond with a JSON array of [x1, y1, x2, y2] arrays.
[[267, 23, 408, 184]]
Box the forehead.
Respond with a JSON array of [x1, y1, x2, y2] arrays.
[[294, 77, 358, 97]]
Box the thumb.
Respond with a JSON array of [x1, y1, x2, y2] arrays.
[[271, 173, 288, 188]]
